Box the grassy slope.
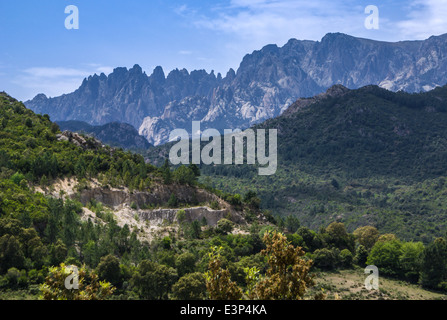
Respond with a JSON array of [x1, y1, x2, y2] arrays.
[[307, 268, 447, 300]]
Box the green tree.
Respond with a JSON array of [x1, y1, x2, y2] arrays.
[[173, 165, 196, 185], [420, 238, 447, 290], [185, 220, 202, 239], [161, 236, 172, 250], [176, 210, 186, 224], [167, 194, 178, 208], [252, 231, 315, 300], [367, 239, 403, 277], [49, 239, 67, 266], [326, 222, 355, 252], [284, 215, 300, 233], [353, 226, 380, 250], [377, 234, 397, 243], [339, 249, 353, 268], [96, 254, 122, 287], [5, 267, 28, 289], [189, 164, 201, 177], [354, 245, 369, 267], [0, 235, 25, 273], [243, 191, 260, 210], [217, 218, 234, 235], [82, 240, 99, 268], [400, 242, 424, 283], [313, 248, 338, 270], [161, 159, 172, 184], [130, 260, 178, 300], [172, 272, 207, 300], [297, 226, 318, 252], [205, 246, 243, 300], [175, 252, 197, 277], [10, 172, 26, 185]]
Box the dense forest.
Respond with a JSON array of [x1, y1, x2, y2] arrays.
[[1, 91, 447, 300], [186, 85, 447, 242]]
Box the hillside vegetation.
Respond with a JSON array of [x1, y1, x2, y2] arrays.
[[185, 84, 447, 242], [1, 91, 447, 300]]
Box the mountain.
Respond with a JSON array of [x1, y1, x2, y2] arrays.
[[146, 83, 447, 242], [56, 120, 151, 150], [256, 84, 447, 179], [25, 33, 447, 146]]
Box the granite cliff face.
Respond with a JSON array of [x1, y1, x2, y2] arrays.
[[26, 33, 447, 145]]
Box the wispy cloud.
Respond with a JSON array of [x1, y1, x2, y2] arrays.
[[13, 65, 113, 99], [178, 50, 193, 55], [22, 67, 91, 78], [186, 0, 366, 45], [177, 0, 447, 52], [397, 0, 447, 39]]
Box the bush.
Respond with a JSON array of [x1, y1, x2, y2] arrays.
[[367, 239, 403, 277], [217, 219, 234, 235], [162, 236, 172, 250], [5, 268, 28, 289], [176, 210, 186, 223], [339, 249, 353, 268], [96, 255, 122, 287], [313, 248, 339, 270], [173, 165, 196, 185], [10, 172, 26, 185], [172, 272, 207, 300], [210, 200, 220, 210], [168, 194, 178, 208]]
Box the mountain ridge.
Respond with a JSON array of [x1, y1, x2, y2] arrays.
[[25, 32, 447, 146]]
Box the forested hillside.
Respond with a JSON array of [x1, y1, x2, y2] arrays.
[[1, 92, 447, 300], [56, 120, 151, 151], [188, 84, 447, 242]]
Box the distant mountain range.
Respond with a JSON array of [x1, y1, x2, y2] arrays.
[[25, 32, 447, 146], [56, 120, 151, 150]]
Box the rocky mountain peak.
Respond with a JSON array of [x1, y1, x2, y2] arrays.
[[325, 84, 350, 97], [150, 66, 166, 82], [130, 64, 143, 74], [32, 93, 48, 102], [25, 33, 447, 146]]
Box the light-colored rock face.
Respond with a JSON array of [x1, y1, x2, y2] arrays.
[[41, 178, 247, 242], [77, 186, 245, 225], [139, 116, 169, 146], [137, 206, 244, 227]]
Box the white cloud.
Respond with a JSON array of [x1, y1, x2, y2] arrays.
[[178, 50, 193, 55], [397, 0, 447, 39], [22, 67, 90, 78], [13, 65, 113, 100], [178, 0, 371, 73], [179, 0, 447, 53], [192, 0, 366, 43]]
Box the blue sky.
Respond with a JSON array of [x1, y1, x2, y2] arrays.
[[1, 0, 446, 101]]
